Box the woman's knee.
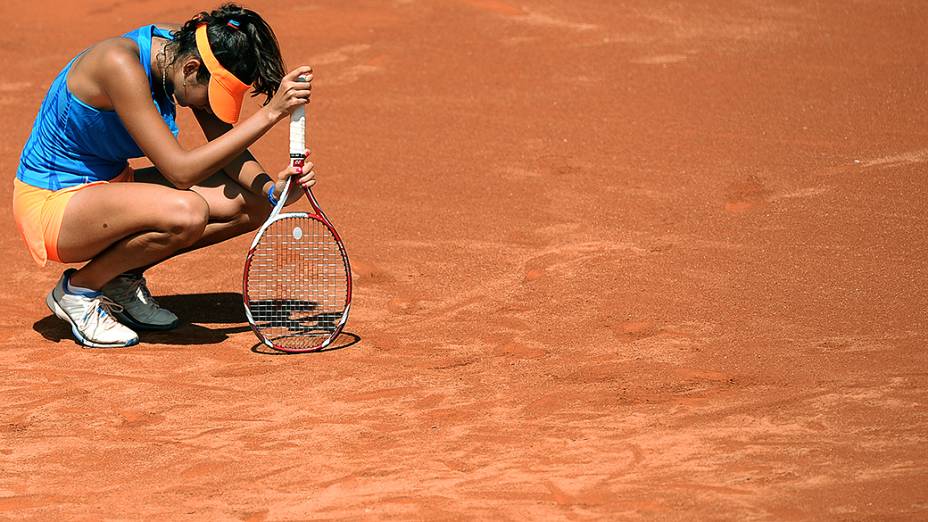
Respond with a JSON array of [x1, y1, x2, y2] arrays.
[[219, 191, 272, 231], [163, 192, 209, 245], [242, 193, 273, 229], [199, 188, 270, 230]]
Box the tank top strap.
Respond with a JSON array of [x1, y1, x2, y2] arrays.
[[152, 26, 174, 40], [133, 25, 156, 91], [122, 25, 174, 91], [126, 25, 177, 132]]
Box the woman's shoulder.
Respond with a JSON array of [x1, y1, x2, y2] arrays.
[[63, 36, 149, 111], [80, 37, 142, 70], [71, 36, 150, 91], [83, 23, 177, 67]]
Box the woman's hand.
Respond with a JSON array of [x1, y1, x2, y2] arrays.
[[263, 66, 313, 123], [272, 148, 316, 206]]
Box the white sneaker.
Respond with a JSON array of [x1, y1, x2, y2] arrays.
[[102, 273, 179, 331], [46, 270, 139, 348]]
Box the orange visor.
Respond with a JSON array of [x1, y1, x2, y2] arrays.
[[195, 24, 250, 123]]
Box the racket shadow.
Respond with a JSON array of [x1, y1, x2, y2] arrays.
[[33, 292, 253, 346], [250, 331, 361, 356], [156, 292, 247, 324]]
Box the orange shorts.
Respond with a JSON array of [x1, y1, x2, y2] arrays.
[[12, 167, 134, 266]]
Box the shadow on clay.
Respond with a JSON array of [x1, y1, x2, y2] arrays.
[[33, 292, 253, 346], [250, 331, 361, 356]]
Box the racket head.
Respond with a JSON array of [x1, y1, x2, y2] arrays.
[[243, 211, 351, 353]]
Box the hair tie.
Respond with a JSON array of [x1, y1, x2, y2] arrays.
[[227, 19, 241, 30]]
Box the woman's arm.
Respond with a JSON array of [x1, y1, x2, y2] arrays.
[[100, 46, 311, 189], [193, 108, 315, 205], [193, 109, 272, 195]]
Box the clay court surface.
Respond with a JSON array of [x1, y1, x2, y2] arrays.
[[2, 0, 927, 519]]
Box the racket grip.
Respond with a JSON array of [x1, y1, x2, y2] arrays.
[[289, 76, 308, 166]]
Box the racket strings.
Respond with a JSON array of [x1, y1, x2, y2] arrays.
[[246, 215, 349, 350]]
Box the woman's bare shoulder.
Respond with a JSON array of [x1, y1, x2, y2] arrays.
[[73, 36, 141, 75], [66, 36, 148, 110]]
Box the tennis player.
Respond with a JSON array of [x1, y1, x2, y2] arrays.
[[13, 4, 317, 347]]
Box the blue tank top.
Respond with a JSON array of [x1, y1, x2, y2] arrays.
[[16, 25, 179, 190]]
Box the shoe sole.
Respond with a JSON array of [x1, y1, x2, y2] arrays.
[[46, 292, 139, 349], [114, 309, 179, 331]]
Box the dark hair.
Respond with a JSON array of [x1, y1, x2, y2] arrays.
[[167, 3, 285, 104]]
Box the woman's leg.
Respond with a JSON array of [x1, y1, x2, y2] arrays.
[[56, 182, 210, 290], [130, 166, 272, 265], [58, 168, 271, 287], [46, 182, 209, 345], [49, 171, 269, 342]]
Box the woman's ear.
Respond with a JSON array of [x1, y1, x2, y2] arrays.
[[182, 58, 202, 81]]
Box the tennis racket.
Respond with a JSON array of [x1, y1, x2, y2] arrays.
[[243, 95, 352, 353]]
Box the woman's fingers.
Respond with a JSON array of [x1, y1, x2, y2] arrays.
[[283, 66, 313, 82], [278, 162, 315, 185], [276, 147, 316, 192], [298, 161, 316, 187], [266, 66, 315, 119], [280, 68, 313, 109]]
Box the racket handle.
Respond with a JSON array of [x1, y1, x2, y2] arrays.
[[289, 76, 308, 166]]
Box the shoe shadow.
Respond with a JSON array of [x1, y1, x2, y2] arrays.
[[34, 292, 254, 346]]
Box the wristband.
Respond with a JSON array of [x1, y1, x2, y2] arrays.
[[267, 184, 279, 206]]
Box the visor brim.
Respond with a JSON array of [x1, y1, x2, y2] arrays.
[[208, 76, 245, 124]]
